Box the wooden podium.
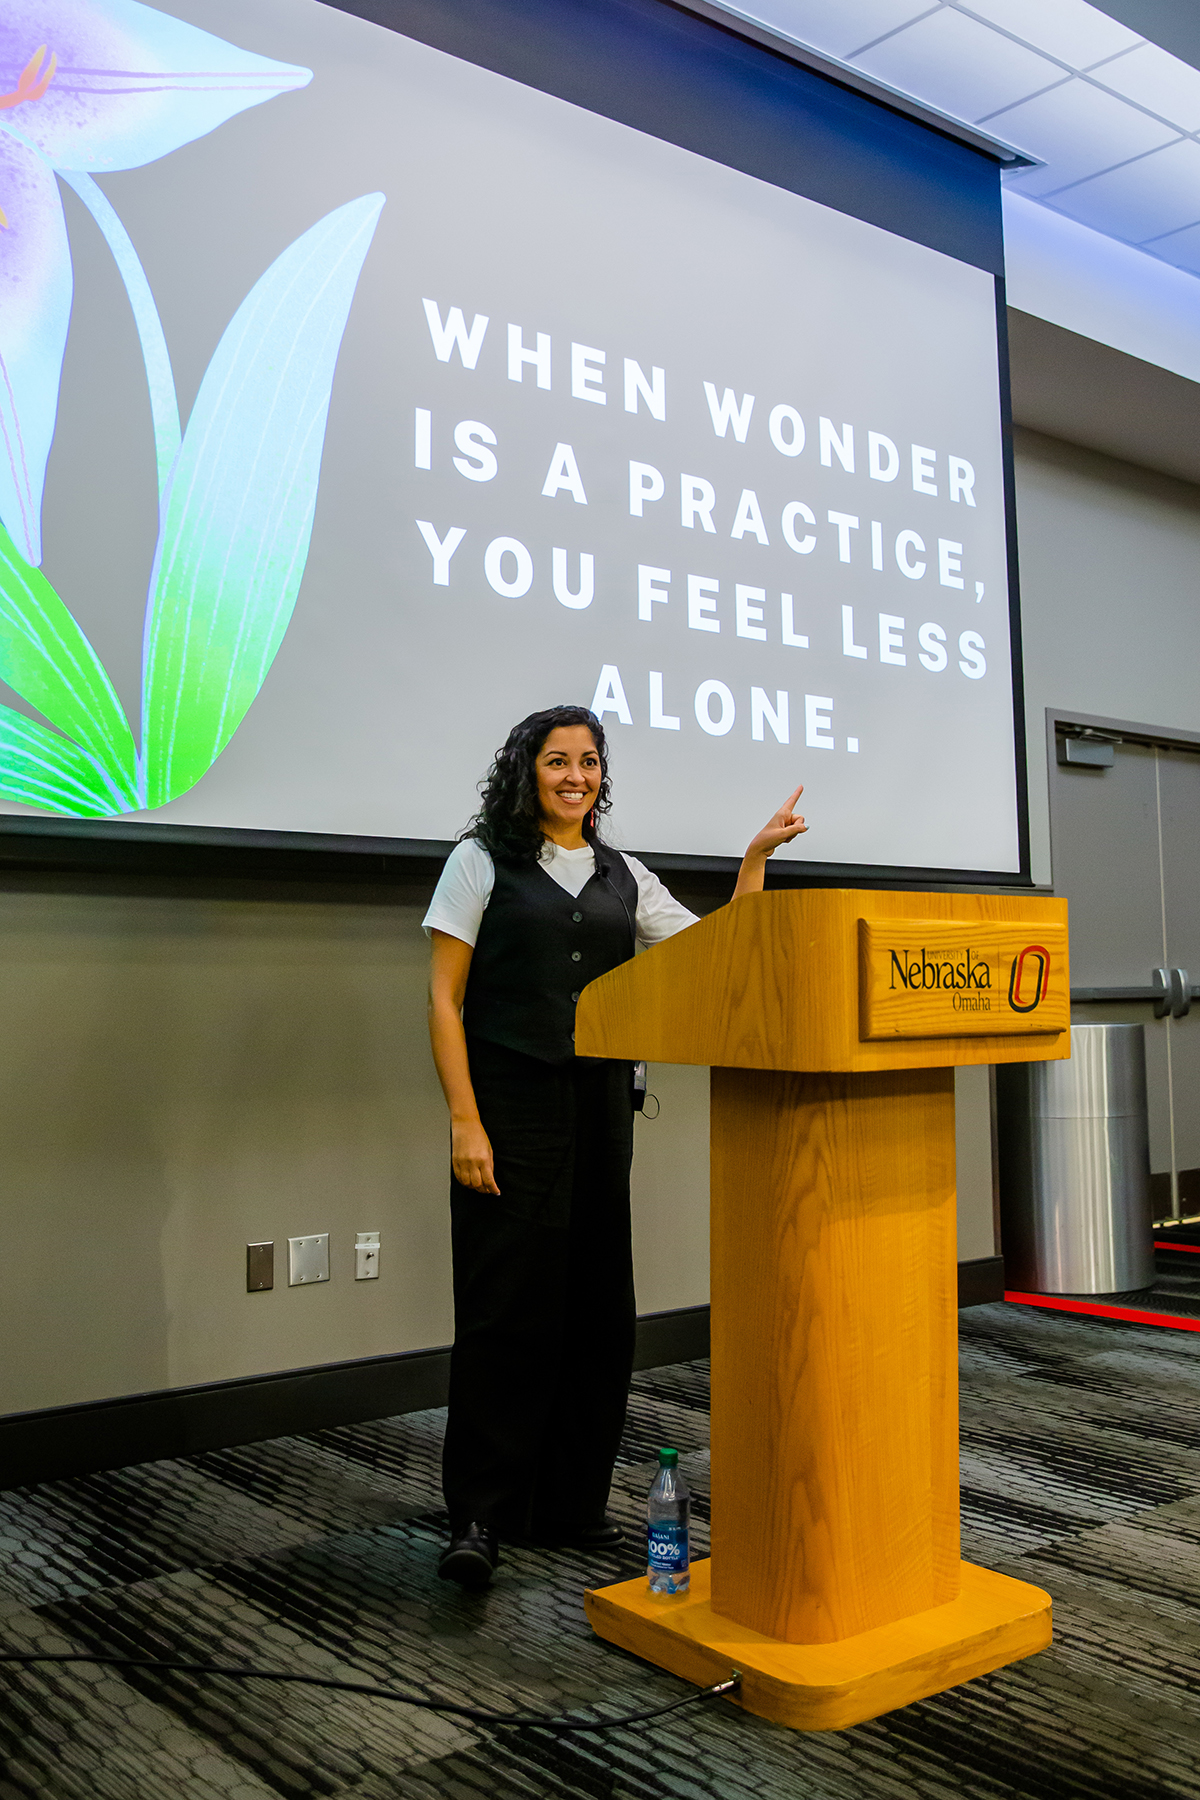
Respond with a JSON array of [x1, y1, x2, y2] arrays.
[[577, 888, 1068, 1731]]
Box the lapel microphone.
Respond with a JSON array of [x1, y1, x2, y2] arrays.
[[596, 855, 636, 945]]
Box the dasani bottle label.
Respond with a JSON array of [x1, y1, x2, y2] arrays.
[[648, 1521, 688, 1573]]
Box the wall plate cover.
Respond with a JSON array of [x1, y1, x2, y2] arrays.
[[246, 1242, 274, 1292], [288, 1234, 330, 1285], [355, 1230, 381, 1280]]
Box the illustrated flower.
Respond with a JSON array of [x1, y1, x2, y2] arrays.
[[0, 1, 382, 827], [0, 0, 312, 565]]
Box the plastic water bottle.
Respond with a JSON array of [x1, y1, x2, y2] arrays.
[[647, 1447, 690, 1594]]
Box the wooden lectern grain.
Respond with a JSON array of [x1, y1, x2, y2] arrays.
[[579, 889, 1062, 1726], [585, 1558, 1051, 1731], [575, 889, 1069, 1072], [710, 1066, 959, 1644]]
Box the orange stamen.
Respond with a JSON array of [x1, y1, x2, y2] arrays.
[[0, 46, 57, 111]]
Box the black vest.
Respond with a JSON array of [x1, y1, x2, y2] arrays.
[[463, 847, 638, 1064]]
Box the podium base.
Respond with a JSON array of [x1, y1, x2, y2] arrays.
[[585, 1559, 1051, 1732]]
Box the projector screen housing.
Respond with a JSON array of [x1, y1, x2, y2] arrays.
[[0, 0, 1029, 884]]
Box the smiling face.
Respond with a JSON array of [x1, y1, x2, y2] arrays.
[[535, 724, 602, 842]]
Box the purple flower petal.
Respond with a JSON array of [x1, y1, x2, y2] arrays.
[[0, 131, 70, 565], [0, 0, 311, 172]]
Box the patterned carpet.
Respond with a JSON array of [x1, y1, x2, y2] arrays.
[[2, 1302, 1200, 1799]]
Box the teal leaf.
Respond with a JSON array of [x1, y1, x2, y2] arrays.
[[0, 521, 138, 806], [141, 193, 385, 808], [0, 702, 127, 818]]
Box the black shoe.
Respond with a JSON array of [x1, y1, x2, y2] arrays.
[[438, 1521, 497, 1588], [527, 1514, 623, 1550]]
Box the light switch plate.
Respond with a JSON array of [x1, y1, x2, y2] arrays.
[[355, 1230, 380, 1280], [288, 1233, 330, 1285], [246, 1242, 274, 1292]]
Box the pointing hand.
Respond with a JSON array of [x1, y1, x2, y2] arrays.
[[747, 785, 807, 859]]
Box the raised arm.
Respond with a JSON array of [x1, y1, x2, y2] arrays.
[[732, 785, 807, 899], [428, 929, 500, 1195]]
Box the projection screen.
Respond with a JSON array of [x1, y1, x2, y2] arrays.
[[0, 0, 1024, 876]]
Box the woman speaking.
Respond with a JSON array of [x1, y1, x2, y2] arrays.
[[424, 704, 806, 1586]]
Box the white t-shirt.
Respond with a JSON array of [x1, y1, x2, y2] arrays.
[[422, 838, 699, 950]]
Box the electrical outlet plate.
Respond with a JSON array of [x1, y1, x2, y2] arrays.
[[246, 1242, 274, 1292], [355, 1230, 380, 1280], [288, 1233, 330, 1285]]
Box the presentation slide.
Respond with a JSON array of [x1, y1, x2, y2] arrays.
[[1, 0, 1020, 873]]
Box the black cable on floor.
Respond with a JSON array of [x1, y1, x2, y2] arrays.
[[0, 1653, 741, 1733]]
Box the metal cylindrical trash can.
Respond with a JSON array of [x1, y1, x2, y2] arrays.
[[996, 1023, 1154, 1295]]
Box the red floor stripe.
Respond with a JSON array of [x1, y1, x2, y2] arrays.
[[1004, 1290, 1200, 1332], [1155, 1239, 1200, 1254]]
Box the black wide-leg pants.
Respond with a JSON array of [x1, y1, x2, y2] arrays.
[[442, 1039, 637, 1539]]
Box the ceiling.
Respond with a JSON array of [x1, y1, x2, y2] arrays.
[[708, 0, 1200, 280]]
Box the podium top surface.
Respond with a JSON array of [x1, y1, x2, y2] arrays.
[[575, 888, 1069, 1074]]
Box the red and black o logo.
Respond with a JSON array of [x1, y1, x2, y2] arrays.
[[1008, 945, 1050, 1013]]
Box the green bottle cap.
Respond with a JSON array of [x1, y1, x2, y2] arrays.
[[658, 1447, 678, 1468]]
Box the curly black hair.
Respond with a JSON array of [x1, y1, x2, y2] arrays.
[[464, 705, 612, 865]]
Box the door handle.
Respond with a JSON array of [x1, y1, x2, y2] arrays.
[[1071, 973, 1199, 1007], [1153, 967, 1191, 1019]]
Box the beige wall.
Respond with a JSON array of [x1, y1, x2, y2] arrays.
[[0, 870, 995, 1417], [0, 878, 714, 1416], [0, 885, 432, 1411], [1013, 428, 1200, 886]]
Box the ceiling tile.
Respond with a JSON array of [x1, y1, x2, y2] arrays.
[[707, 0, 1200, 285], [1089, 41, 1200, 132], [715, 1, 934, 63], [1048, 139, 1200, 242], [852, 9, 1064, 123], [994, 78, 1178, 197], [952, 0, 1141, 72], [1144, 222, 1200, 278]]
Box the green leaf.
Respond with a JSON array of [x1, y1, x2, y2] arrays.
[[0, 523, 138, 805], [141, 193, 385, 808], [0, 703, 125, 817]]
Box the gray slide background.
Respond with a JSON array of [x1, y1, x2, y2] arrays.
[[16, 0, 1019, 871]]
